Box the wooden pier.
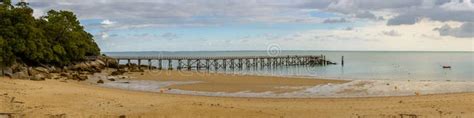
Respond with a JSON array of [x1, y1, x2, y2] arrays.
[[110, 55, 331, 70]]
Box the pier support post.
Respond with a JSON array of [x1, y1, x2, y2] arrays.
[[168, 60, 173, 70], [238, 59, 242, 69], [138, 59, 141, 70], [254, 58, 258, 68], [323, 55, 326, 66], [214, 59, 218, 70], [158, 59, 162, 70], [148, 59, 152, 70], [230, 59, 234, 69], [206, 59, 210, 70], [177, 59, 182, 70], [245, 59, 250, 68], [187, 59, 191, 70], [341, 56, 344, 67], [222, 59, 227, 70], [197, 59, 201, 70]]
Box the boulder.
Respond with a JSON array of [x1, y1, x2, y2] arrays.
[[71, 62, 88, 71], [48, 66, 62, 73], [4, 72, 13, 78], [97, 79, 104, 84], [11, 64, 28, 74], [28, 68, 41, 76], [111, 70, 126, 76], [50, 74, 61, 80], [95, 60, 106, 67], [78, 75, 88, 81], [12, 71, 29, 79], [31, 73, 46, 81], [34, 67, 50, 74], [69, 59, 107, 73], [98, 56, 118, 68]]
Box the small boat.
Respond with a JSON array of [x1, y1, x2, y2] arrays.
[[442, 66, 451, 69]]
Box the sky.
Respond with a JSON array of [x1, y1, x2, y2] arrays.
[[19, 0, 474, 52]]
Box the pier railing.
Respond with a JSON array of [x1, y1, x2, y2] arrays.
[[108, 55, 330, 70]]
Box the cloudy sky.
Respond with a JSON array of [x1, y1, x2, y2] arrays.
[[21, 0, 474, 52]]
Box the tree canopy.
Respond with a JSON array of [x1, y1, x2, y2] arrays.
[[0, 0, 100, 67]]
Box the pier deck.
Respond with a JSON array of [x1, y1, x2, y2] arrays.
[[109, 55, 330, 70]]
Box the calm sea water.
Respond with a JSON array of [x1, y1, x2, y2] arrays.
[[104, 51, 473, 81]]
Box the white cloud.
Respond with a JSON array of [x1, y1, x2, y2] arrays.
[[323, 18, 349, 23], [22, 0, 474, 51], [258, 20, 473, 51], [161, 32, 179, 40], [382, 30, 402, 36], [99, 31, 109, 39], [440, 0, 474, 11], [434, 22, 474, 38], [101, 19, 116, 26]]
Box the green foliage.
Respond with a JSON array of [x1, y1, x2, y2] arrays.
[[0, 2, 100, 66]]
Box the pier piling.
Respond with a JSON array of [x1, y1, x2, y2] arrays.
[[342, 56, 344, 67]]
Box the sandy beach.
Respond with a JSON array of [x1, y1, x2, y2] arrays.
[[1, 70, 474, 118]]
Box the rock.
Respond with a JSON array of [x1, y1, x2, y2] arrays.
[[12, 72, 29, 79], [119, 76, 128, 79], [11, 63, 27, 73], [97, 79, 104, 84], [98, 56, 119, 68], [48, 66, 62, 73], [31, 73, 46, 81], [415, 92, 421, 96], [60, 73, 69, 77], [71, 62, 88, 71], [79, 71, 90, 75], [28, 67, 40, 76], [1, 67, 12, 75], [78, 75, 88, 81], [4, 72, 13, 78], [95, 60, 106, 67], [49, 74, 61, 79], [34, 67, 50, 74], [69, 59, 108, 73], [68, 73, 79, 80], [111, 70, 126, 76], [108, 78, 115, 81], [129, 67, 144, 72]]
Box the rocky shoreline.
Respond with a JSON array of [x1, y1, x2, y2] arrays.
[[2, 56, 120, 81]]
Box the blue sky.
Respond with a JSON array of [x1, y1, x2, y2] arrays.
[[22, 0, 474, 52]]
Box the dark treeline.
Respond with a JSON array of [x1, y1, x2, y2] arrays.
[[0, 0, 100, 67]]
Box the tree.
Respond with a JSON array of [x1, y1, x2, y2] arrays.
[[0, 1, 100, 67], [40, 10, 100, 65]]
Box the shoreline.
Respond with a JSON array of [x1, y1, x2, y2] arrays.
[[90, 70, 474, 98]]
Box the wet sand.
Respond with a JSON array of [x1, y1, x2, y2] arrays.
[[120, 70, 347, 93], [1, 71, 474, 117]]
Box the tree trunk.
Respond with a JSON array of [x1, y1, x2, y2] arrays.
[[1, 63, 4, 76]]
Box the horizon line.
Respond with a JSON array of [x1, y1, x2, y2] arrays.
[[102, 50, 474, 53]]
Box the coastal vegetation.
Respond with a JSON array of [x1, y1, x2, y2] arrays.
[[0, 0, 100, 68]]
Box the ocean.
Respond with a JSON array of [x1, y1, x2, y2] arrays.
[[104, 51, 473, 81]]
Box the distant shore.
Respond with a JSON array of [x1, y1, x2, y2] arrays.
[[1, 71, 474, 117]]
